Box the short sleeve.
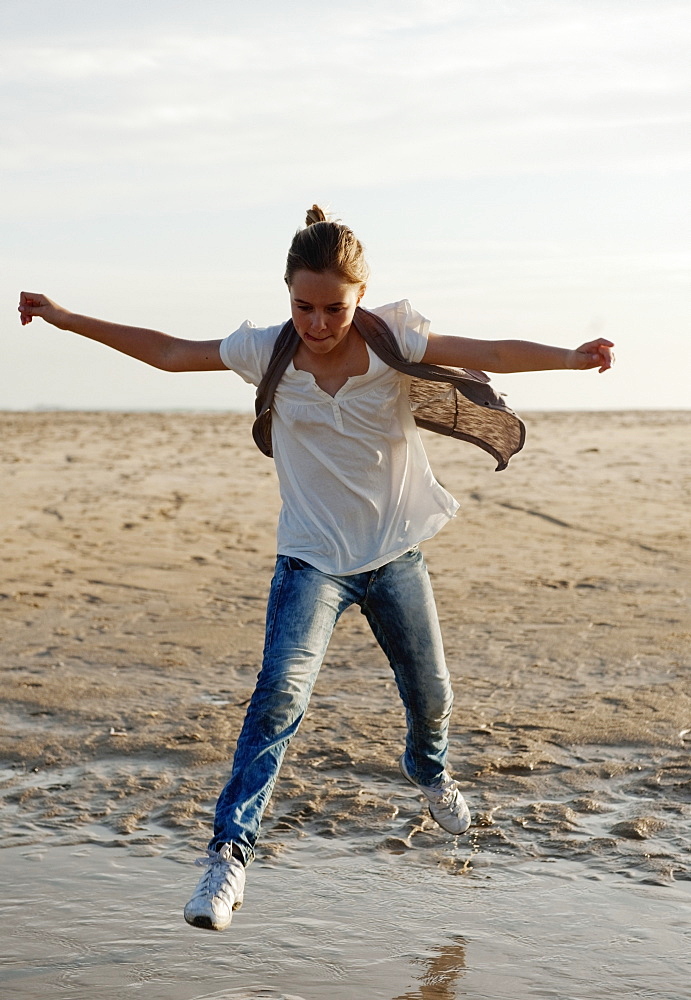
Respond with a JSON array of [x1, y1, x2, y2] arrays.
[[368, 300, 431, 363], [219, 321, 284, 386]]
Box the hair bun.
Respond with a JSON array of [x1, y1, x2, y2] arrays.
[[285, 205, 368, 286], [305, 204, 328, 226]]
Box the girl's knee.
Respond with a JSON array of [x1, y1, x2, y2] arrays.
[[415, 685, 454, 729]]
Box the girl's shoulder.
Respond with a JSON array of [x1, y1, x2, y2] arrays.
[[219, 320, 285, 386], [367, 300, 431, 364]]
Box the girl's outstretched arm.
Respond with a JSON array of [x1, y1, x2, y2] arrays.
[[18, 292, 226, 372], [422, 333, 614, 374]]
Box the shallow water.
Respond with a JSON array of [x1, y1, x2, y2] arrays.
[[2, 840, 689, 1000], [1, 741, 689, 887]]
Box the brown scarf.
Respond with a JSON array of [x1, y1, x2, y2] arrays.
[[252, 306, 525, 471]]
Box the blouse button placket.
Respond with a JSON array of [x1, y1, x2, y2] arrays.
[[331, 399, 344, 432]]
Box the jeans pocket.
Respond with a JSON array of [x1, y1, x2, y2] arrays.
[[399, 545, 421, 562], [280, 555, 311, 572]]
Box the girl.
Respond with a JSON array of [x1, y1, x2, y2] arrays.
[[19, 205, 614, 932]]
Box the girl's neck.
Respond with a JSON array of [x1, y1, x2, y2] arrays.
[[293, 325, 369, 397]]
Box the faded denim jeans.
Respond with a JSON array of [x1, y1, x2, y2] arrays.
[[210, 546, 454, 863]]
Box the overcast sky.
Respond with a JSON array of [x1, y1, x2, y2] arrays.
[[2, 0, 689, 411]]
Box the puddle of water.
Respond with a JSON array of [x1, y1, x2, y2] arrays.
[[0, 841, 689, 1000]]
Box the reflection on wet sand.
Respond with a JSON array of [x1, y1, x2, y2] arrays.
[[1, 843, 689, 1000], [394, 935, 467, 1000]]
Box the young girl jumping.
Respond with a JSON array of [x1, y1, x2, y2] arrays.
[[19, 205, 614, 932]]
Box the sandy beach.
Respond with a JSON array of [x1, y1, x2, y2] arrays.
[[1, 409, 689, 998]]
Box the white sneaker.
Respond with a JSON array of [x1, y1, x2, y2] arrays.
[[399, 754, 471, 835], [183, 843, 246, 931]]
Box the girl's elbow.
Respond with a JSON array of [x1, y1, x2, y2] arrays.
[[481, 347, 507, 372], [158, 343, 190, 372], [148, 354, 177, 372]]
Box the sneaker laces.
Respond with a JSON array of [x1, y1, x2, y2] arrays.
[[428, 772, 459, 808], [193, 847, 235, 893]]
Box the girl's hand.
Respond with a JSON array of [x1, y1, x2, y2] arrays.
[[567, 338, 615, 373], [18, 292, 70, 329]]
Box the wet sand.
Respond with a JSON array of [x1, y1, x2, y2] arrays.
[[1, 410, 690, 997]]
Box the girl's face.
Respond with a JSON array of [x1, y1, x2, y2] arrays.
[[289, 269, 365, 356]]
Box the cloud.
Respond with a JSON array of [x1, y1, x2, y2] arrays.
[[3, 0, 689, 193], [3, 1, 690, 410]]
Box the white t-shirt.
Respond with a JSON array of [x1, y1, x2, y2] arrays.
[[219, 300, 459, 575]]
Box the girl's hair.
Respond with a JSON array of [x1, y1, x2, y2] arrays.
[[284, 205, 369, 286]]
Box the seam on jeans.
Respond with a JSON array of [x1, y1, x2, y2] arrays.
[[360, 551, 422, 705], [363, 570, 376, 605], [363, 546, 420, 604], [361, 601, 420, 746], [263, 557, 287, 652]]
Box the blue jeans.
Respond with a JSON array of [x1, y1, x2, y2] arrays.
[[210, 546, 454, 863]]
